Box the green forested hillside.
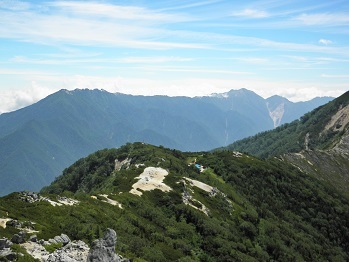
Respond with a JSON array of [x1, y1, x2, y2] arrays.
[[1, 143, 349, 261], [227, 91, 349, 158]]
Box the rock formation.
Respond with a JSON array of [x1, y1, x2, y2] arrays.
[[87, 228, 126, 262]]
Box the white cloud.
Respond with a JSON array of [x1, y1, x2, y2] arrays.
[[0, 3, 203, 50], [231, 9, 269, 18], [0, 0, 31, 11], [10, 56, 194, 65], [321, 74, 349, 78], [0, 83, 55, 114], [294, 13, 349, 26], [230, 57, 269, 64], [49, 1, 191, 23], [138, 66, 253, 75], [1, 74, 347, 114], [319, 39, 333, 45], [1, 3, 348, 55], [119, 57, 193, 64], [270, 87, 344, 102]]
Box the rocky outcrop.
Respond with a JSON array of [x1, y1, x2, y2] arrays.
[[114, 158, 131, 171], [0, 237, 15, 261], [47, 240, 89, 262], [0, 238, 12, 250], [11, 231, 26, 244], [1, 227, 126, 261], [21, 232, 88, 262], [19, 191, 41, 203], [87, 228, 127, 262], [7, 219, 37, 233], [18, 191, 79, 207]]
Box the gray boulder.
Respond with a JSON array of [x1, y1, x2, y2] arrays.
[[0, 238, 12, 250], [11, 231, 26, 244], [54, 235, 64, 243], [48, 238, 58, 244], [0, 248, 17, 261], [87, 228, 125, 262], [60, 234, 71, 245], [29, 235, 37, 242]]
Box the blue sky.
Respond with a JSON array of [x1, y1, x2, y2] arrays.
[[0, 0, 348, 113]]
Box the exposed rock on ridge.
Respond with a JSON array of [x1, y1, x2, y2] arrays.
[[87, 228, 127, 262]]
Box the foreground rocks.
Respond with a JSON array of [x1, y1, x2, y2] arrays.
[[46, 240, 89, 262], [0, 237, 15, 261], [1, 229, 127, 262], [87, 228, 127, 262]]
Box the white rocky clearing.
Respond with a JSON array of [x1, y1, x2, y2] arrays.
[[0, 218, 12, 229], [183, 177, 214, 193], [42, 196, 80, 207], [98, 194, 123, 209], [130, 167, 172, 196]]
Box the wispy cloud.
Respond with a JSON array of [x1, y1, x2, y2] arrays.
[[321, 74, 349, 78], [0, 2, 203, 50], [120, 57, 193, 63], [293, 13, 349, 26], [174, 30, 349, 56], [230, 57, 269, 64], [158, 0, 222, 11], [0, 83, 55, 114], [10, 56, 194, 65], [139, 66, 253, 75], [1, 1, 348, 55], [0, 0, 349, 113], [231, 8, 269, 18], [0, 0, 31, 11], [0, 68, 59, 75], [2, 74, 345, 114], [48, 1, 191, 23], [319, 39, 333, 45]]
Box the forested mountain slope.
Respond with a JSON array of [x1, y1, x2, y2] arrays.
[[1, 143, 348, 261], [227, 91, 349, 198], [227, 91, 349, 157], [0, 88, 332, 195]]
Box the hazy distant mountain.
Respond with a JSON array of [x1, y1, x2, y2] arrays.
[[266, 95, 334, 127], [0, 88, 332, 195]]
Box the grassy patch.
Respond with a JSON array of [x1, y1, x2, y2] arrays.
[[44, 242, 63, 253]]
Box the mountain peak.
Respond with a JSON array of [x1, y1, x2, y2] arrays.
[[209, 88, 260, 99]]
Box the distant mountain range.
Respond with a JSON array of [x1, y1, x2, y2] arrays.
[[1, 91, 349, 261], [0, 88, 333, 195]]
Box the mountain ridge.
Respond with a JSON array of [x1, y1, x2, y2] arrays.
[[2, 142, 349, 261], [227, 90, 349, 198], [0, 88, 333, 195]]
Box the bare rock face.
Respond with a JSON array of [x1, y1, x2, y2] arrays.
[[87, 228, 126, 262]]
